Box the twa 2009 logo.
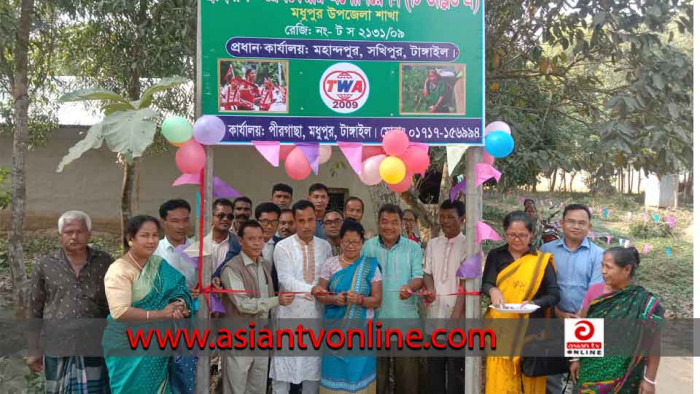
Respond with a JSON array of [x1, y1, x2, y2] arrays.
[[319, 62, 369, 114]]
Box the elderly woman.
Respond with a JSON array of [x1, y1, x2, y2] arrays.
[[103, 215, 193, 393], [313, 220, 382, 394], [570, 247, 663, 393], [481, 211, 560, 394]]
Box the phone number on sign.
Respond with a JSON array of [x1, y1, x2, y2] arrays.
[[408, 127, 481, 140]]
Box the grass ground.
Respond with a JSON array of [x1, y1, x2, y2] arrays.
[[480, 190, 693, 318]]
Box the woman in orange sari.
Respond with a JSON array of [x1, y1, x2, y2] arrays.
[[481, 211, 560, 393]]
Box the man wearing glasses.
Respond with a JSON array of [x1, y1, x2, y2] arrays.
[[539, 203, 603, 393], [322, 210, 344, 256], [188, 198, 242, 281], [254, 202, 283, 270]]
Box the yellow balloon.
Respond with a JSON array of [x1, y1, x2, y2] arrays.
[[379, 156, 407, 185]]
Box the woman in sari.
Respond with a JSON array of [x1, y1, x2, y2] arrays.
[[481, 211, 560, 394], [570, 247, 663, 393], [103, 215, 194, 393], [313, 220, 382, 393]]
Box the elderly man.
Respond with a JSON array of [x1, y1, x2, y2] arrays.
[[221, 220, 295, 394], [270, 200, 332, 394], [27, 211, 112, 393], [322, 210, 344, 256]]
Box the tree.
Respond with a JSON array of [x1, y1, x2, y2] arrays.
[[56, 0, 197, 243], [393, 0, 692, 224], [56, 77, 188, 246], [3, 0, 35, 319]]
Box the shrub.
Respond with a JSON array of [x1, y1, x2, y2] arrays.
[[483, 204, 508, 223], [628, 219, 674, 239]]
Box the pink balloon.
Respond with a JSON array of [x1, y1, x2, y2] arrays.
[[482, 149, 495, 165], [401, 146, 430, 174], [359, 154, 385, 186], [175, 139, 206, 174], [319, 145, 332, 164], [280, 145, 295, 161], [388, 174, 412, 193], [362, 145, 385, 161], [382, 129, 410, 156], [284, 148, 312, 180]]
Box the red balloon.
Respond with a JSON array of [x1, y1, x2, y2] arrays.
[[175, 139, 206, 174], [362, 145, 385, 161], [382, 129, 410, 156], [388, 174, 413, 193], [280, 145, 296, 161], [284, 147, 312, 180], [401, 146, 430, 174]]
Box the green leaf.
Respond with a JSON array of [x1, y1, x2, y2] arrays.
[[56, 123, 105, 172], [103, 102, 134, 116], [101, 108, 159, 158], [137, 76, 188, 109], [59, 88, 131, 105]]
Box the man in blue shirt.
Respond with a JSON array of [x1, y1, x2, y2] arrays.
[[362, 204, 423, 394], [540, 203, 603, 393]]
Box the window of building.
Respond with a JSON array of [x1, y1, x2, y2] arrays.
[[327, 188, 349, 212]]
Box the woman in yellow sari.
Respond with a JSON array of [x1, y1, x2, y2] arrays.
[[481, 211, 560, 394]]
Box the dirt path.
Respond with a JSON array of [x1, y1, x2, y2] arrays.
[[657, 357, 693, 392]]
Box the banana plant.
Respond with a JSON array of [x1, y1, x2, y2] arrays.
[[56, 76, 187, 171]]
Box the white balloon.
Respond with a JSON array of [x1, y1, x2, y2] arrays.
[[484, 121, 511, 135], [319, 145, 332, 164], [359, 154, 385, 186]]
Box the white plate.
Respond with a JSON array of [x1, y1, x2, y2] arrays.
[[489, 303, 540, 314]]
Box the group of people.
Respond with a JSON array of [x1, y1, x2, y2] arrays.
[[26, 181, 663, 394], [220, 67, 287, 112]]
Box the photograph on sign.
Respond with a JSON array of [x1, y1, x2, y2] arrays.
[[218, 59, 289, 113], [399, 63, 466, 115]]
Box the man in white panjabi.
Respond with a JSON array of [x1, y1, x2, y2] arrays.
[[269, 200, 332, 394]]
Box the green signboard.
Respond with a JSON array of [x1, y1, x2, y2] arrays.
[[200, 0, 484, 145]]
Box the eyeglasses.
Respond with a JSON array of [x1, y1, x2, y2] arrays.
[[259, 219, 279, 227], [563, 219, 588, 228], [324, 219, 343, 226], [215, 213, 234, 220], [505, 232, 530, 241], [341, 240, 362, 247]]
